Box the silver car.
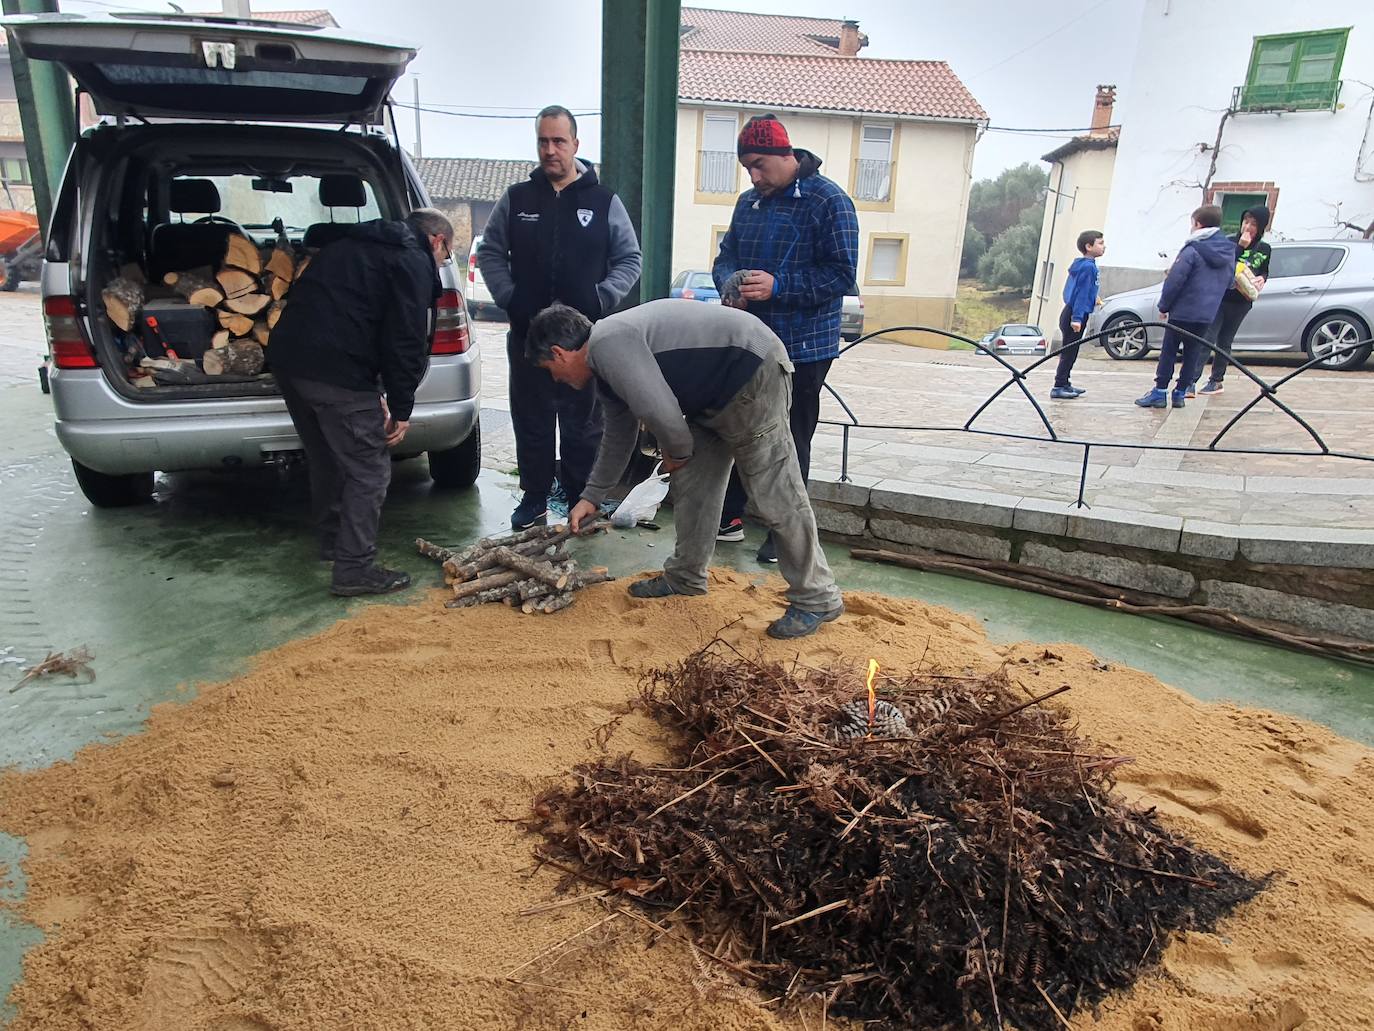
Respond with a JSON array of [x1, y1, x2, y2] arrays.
[[7, 13, 481, 507], [1091, 240, 1374, 372]]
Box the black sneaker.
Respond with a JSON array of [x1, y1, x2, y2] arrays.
[[717, 517, 745, 542], [757, 533, 778, 564], [511, 492, 548, 530], [330, 566, 412, 597]]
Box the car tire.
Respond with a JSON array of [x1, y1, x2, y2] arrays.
[[0, 265, 19, 292], [1304, 312, 1372, 371], [428, 420, 481, 489], [1102, 314, 1151, 360], [72, 460, 153, 507]]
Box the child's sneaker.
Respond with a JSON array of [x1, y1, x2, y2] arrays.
[[1049, 386, 1079, 400], [1170, 390, 1187, 408], [1134, 388, 1168, 408], [1199, 379, 1224, 395], [716, 517, 745, 542]]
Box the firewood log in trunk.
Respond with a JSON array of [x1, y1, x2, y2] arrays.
[[269, 273, 291, 300], [202, 339, 265, 377], [265, 245, 295, 283], [101, 275, 144, 332], [210, 329, 230, 351], [216, 267, 260, 300], [165, 270, 224, 307], [266, 300, 286, 329], [223, 233, 263, 275], [221, 292, 271, 316], [217, 310, 255, 336], [251, 322, 270, 347], [294, 254, 312, 281]]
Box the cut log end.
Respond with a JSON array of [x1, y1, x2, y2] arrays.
[[202, 339, 265, 377], [221, 292, 271, 316], [223, 233, 263, 275], [101, 275, 144, 333]]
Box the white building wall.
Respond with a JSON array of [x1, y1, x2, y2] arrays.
[[1103, 0, 1374, 286], [1030, 146, 1116, 334]]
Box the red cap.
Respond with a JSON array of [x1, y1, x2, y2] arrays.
[[737, 114, 792, 158]]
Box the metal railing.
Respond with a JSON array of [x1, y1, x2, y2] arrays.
[[1231, 80, 1342, 113], [821, 321, 1374, 508], [853, 158, 892, 202], [697, 150, 737, 194]]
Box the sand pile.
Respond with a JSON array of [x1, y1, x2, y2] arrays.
[[1, 570, 1372, 1030]]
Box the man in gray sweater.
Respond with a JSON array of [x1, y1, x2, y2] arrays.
[[525, 299, 844, 638]]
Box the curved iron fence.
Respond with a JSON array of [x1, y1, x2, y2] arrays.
[[821, 321, 1374, 508]]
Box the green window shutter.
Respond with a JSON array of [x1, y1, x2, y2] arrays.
[[1242, 28, 1348, 110]]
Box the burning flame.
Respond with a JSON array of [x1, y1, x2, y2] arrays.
[[866, 659, 879, 732]]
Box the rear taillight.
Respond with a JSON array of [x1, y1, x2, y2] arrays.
[[431, 289, 470, 355], [468, 253, 477, 284], [681, 288, 695, 299], [45, 296, 99, 369]]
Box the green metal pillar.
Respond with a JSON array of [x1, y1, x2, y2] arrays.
[[1, 0, 75, 232], [600, 0, 679, 305], [639, 0, 679, 302], [599, 0, 647, 307]]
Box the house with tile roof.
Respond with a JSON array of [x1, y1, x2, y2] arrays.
[[674, 7, 986, 345], [414, 157, 538, 256], [1029, 86, 1119, 335]]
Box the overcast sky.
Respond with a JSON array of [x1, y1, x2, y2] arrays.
[[64, 0, 1146, 181]]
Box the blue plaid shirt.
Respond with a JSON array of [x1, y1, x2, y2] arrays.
[[712, 151, 859, 364]]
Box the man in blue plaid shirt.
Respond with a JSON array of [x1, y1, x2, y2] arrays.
[[712, 114, 859, 563]]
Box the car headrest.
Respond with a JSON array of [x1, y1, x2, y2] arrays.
[[320, 174, 366, 208], [169, 178, 221, 214]]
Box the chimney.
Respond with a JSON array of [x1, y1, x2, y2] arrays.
[[1090, 84, 1117, 137], [838, 20, 861, 57]]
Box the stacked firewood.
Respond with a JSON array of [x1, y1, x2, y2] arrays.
[[102, 230, 312, 381], [416, 523, 614, 614]]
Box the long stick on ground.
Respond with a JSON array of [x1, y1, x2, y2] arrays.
[[503, 911, 620, 979]]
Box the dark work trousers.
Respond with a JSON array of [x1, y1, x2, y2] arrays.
[[278, 375, 390, 582], [722, 356, 832, 524], [1153, 319, 1211, 392], [507, 331, 601, 504], [1205, 299, 1251, 383], [1054, 303, 1085, 388]]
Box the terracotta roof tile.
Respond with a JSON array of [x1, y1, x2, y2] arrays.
[[1040, 127, 1120, 163], [680, 7, 867, 56], [679, 50, 986, 122], [415, 157, 537, 203], [254, 9, 338, 27]]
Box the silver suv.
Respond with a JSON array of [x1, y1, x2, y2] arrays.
[[1092, 240, 1374, 372], [6, 13, 480, 507]]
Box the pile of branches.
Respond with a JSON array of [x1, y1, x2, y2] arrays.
[[416, 522, 614, 614], [532, 644, 1267, 1030]]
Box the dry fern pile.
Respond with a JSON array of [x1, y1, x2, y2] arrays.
[[532, 644, 1266, 1030]]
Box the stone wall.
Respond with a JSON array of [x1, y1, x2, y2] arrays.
[[809, 479, 1374, 642]]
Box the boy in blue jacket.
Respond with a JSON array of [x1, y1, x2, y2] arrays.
[[1135, 205, 1237, 409], [1051, 229, 1105, 399]]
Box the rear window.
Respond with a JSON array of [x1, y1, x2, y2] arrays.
[[1269, 246, 1344, 278], [170, 173, 382, 235], [100, 64, 370, 96], [1001, 325, 1041, 336], [687, 273, 716, 290]]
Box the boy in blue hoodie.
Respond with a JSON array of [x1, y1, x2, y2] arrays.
[[1051, 230, 1105, 400], [1135, 205, 1237, 409]]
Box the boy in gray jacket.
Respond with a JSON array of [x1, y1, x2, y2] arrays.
[[524, 299, 845, 639]]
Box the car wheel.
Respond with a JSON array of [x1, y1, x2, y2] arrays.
[[1102, 314, 1150, 360], [0, 265, 19, 292], [428, 419, 481, 488], [1305, 313, 1372, 371], [71, 460, 153, 507]]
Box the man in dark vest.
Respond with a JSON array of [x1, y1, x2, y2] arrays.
[[478, 105, 642, 529]]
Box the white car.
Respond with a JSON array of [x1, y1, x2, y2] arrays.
[[466, 234, 506, 321]]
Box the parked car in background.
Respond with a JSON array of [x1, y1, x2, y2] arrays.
[[841, 294, 864, 342], [12, 12, 481, 507], [978, 324, 1048, 356], [466, 233, 505, 321], [1091, 240, 1374, 371], [669, 270, 720, 302]]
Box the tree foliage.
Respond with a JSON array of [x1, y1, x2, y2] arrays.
[[962, 163, 1048, 291], [976, 205, 1043, 291]]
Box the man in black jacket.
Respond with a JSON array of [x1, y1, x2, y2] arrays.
[[270, 208, 450, 596], [478, 104, 642, 529]]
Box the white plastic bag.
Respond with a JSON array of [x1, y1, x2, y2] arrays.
[[610, 462, 671, 528]]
